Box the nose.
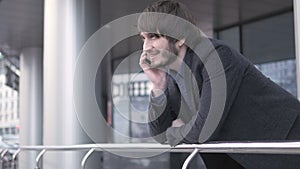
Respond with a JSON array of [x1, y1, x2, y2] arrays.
[[143, 39, 153, 51]]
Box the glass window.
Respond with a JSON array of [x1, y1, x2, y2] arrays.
[[242, 12, 295, 64], [242, 12, 297, 96], [11, 127, 16, 134], [218, 26, 240, 52], [218, 12, 297, 97], [112, 72, 153, 143], [4, 127, 9, 134], [256, 59, 297, 96]]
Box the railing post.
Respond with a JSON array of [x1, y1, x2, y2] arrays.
[[35, 149, 47, 169], [0, 149, 8, 169], [0, 149, 3, 169], [81, 148, 95, 169], [12, 149, 20, 169], [182, 148, 199, 169]]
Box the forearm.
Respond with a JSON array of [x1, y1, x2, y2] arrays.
[[148, 91, 173, 133], [152, 79, 167, 97], [148, 85, 180, 143]]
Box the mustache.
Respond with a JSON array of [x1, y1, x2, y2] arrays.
[[143, 49, 160, 55]]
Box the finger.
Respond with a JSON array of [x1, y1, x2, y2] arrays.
[[139, 54, 150, 69], [140, 53, 151, 67], [139, 53, 147, 64]]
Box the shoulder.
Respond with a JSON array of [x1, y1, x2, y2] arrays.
[[209, 38, 243, 59], [209, 38, 251, 69]]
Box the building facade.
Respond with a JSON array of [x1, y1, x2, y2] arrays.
[[0, 60, 19, 143]]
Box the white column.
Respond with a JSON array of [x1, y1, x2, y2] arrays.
[[19, 47, 43, 169], [44, 0, 103, 168], [294, 0, 300, 99]]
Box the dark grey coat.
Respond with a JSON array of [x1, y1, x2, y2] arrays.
[[148, 38, 300, 169]]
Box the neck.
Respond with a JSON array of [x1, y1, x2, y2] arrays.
[[169, 45, 187, 72]]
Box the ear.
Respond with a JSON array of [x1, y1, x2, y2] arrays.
[[176, 39, 185, 48]]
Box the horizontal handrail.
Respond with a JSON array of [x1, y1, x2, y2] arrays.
[[2, 141, 300, 169], [1, 141, 300, 154]]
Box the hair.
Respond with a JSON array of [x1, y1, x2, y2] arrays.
[[137, 0, 202, 48]]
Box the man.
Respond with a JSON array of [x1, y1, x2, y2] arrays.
[[138, 0, 300, 169]]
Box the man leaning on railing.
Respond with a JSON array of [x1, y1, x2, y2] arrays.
[[138, 0, 300, 169]]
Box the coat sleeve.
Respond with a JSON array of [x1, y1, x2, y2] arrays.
[[148, 75, 181, 143], [165, 44, 250, 146]]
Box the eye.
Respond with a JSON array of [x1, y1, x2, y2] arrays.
[[148, 33, 160, 39]]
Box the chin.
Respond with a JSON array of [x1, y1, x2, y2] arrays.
[[150, 64, 161, 69]]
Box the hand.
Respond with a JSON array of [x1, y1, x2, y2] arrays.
[[172, 118, 185, 128], [139, 51, 167, 97]]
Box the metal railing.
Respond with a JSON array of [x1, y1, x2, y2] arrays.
[[1, 141, 300, 169]]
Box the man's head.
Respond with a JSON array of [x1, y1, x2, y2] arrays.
[[138, 0, 201, 69]]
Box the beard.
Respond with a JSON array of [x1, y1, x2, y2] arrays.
[[168, 41, 179, 56], [162, 41, 179, 66], [145, 41, 180, 68]]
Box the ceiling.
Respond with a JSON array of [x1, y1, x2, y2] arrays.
[[0, 0, 43, 56], [0, 0, 293, 58]]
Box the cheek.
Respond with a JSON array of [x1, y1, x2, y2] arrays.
[[153, 39, 169, 49], [160, 50, 171, 61]]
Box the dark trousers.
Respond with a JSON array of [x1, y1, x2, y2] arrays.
[[170, 153, 207, 169], [201, 154, 245, 169], [170, 153, 244, 169]]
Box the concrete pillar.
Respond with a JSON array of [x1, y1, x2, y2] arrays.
[[19, 47, 43, 169], [294, 0, 300, 99], [44, 0, 103, 168]]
